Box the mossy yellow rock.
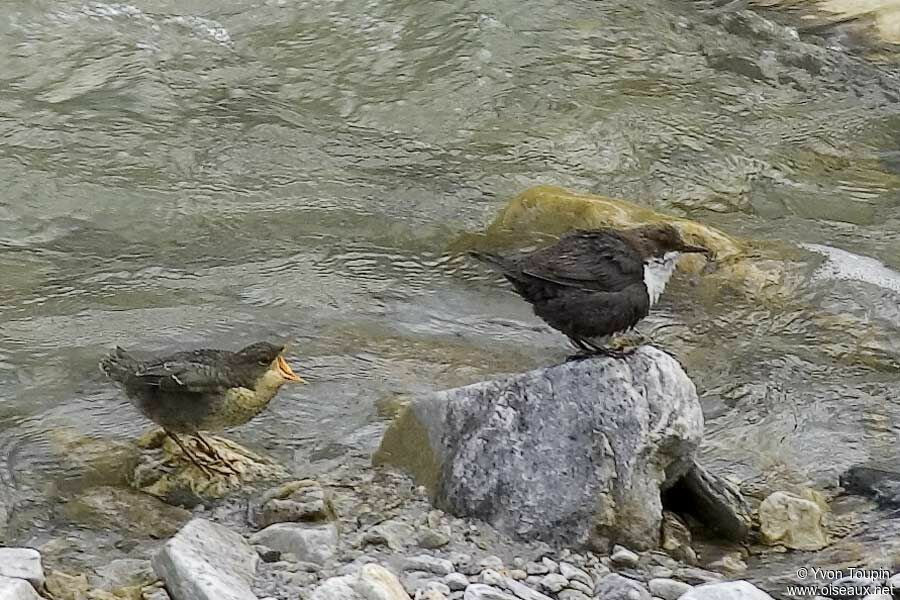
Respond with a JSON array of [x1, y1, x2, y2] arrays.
[[460, 185, 796, 300]]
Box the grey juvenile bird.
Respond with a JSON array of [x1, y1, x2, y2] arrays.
[[100, 341, 304, 475]]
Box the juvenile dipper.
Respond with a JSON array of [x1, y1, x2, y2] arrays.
[[100, 341, 304, 475], [469, 223, 711, 356]]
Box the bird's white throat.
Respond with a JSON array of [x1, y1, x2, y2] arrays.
[[643, 251, 680, 306]]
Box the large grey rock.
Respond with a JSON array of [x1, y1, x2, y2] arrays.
[[374, 348, 703, 550], [152, 518, 259, 600], [250, 522, 339, 565], [311, 564, 410, 600], [0, 549, 44, 590], [0, 576, 41, 600], [681, 581, 774, 600]]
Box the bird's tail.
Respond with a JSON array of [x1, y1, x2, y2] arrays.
[[99, 347, 138, 382], [467, 250, 516, 274]]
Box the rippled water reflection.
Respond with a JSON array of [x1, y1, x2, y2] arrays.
[[2, 0, 900, 589]]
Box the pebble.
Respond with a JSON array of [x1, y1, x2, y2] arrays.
[[559, 562, 592, 587], [565, 579, 593, 596], [444, 573, 469, 591], [481, 569, 505, 587], [610, 546, 640, 569], [250, 523, 339, 566], [419, 529, 451, 549], [463, 584, 516, 600], [557, 592, 590, 600], [539, 573, 568, 593], [401, 556, 455, 576], [417, 590, 450, 600], [480, 556, 505, 571], [541, 557, 559, 573], [525, 562, 550, 576], [595, 573, 651, 600], [648, 578, 693, 600], [509, 569, 527, 581], [422, 581, 452, 596]]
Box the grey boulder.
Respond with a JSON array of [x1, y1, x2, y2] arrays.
[[311, 564, 410, 600], [375, 348, 703, 550], [152, 518, 259, 600]]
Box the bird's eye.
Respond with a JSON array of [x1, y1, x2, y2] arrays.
[[258, 359, 269, 366]]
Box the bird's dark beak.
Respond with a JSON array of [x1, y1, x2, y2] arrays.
[[680, 243, 710, 255], [276, 354, 306, 383]]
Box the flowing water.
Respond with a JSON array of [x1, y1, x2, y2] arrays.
[[3, 0, 900, 594]]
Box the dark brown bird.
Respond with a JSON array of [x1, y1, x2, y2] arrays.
[[100, 341, 304, 475], [469, 223, 711, 356]]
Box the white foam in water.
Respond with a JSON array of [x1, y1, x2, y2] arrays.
[[802, 243, 900, 294], [49, 3, 233, 48]]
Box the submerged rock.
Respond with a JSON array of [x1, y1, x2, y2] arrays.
[[459, 185, 789, 299], [0, 576, 41, 600], [310, 564, 410, 600], [152, 518, 259, 600], [374, 347, 703, 550], [758, 491, 828, 551], [63, 486, 190, 539], [839, 465, 900, 508], [132, 429, 287, 506]]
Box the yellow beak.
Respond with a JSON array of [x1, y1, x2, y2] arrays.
[[276, 354, 306, 383]]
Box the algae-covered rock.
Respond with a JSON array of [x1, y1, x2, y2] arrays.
[[63, 486, 190, 539], [460, 185, 794, 299], [758, 490, 829, 551], [131, 429, 287, 506], [374, 347, 703, 550], [248, 480, 337, 528]]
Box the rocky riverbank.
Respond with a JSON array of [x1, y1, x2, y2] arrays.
[[0, 468, 778, 600], [0, 352, 857, 600]]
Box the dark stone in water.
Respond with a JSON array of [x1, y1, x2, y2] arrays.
[[839, 465, 900, 508]]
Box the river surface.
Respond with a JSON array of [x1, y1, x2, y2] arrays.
[[2, 0, 900, 595]]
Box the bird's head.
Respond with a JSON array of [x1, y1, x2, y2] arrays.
[[235, 341, 306, 384], [625, 223, 710, 261]]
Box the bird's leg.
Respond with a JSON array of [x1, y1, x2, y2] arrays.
[[566, 336, 635, 361], [166, 431, 215, 478], [192, 432, 240, 475]]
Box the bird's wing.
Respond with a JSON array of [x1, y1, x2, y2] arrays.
[[520, 229, 644, 292], [131, 358, 236, 393]]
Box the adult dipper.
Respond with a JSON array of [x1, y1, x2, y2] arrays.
[[100, 341, 305, 475], [469, 223, 711, 356]]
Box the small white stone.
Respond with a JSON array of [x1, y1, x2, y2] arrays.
[[481, 569, 505, 587], [525, 562, 549, 576], [463, 584, 516, 600], [649, 578, 693, 600], [541, 557, 559, 573], [509, 570, 527, 581], [0, 549, 44, 590], [611, 545, 640, 568], [402, 556, 455, 576], [0, 576, 41, 600], [559, 562, 592, 586], [444, 573, 469, 591], [480, 556, 504, 571]]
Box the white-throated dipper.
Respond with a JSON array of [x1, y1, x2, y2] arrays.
[[100, 341, 305, 475], [469, 223, 711, 357]]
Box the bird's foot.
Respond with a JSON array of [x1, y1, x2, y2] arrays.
[[192, 434, 241, 476], [565, 346, 636, 362]]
